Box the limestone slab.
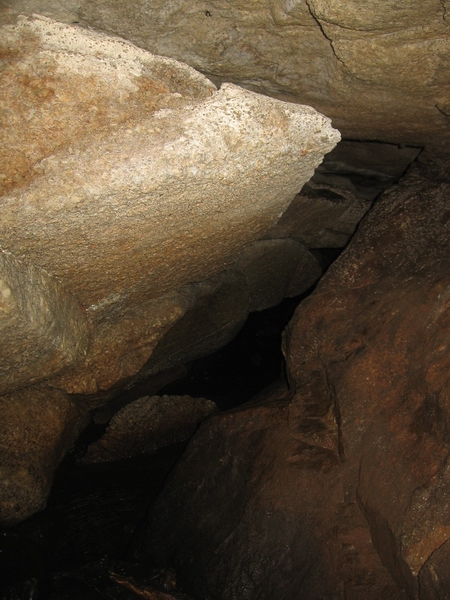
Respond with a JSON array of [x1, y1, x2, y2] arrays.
[[1, 15, 339, 312], [24, 0, 447, 149]]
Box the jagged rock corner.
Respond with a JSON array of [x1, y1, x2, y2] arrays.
[[0, 13, 339, 524]]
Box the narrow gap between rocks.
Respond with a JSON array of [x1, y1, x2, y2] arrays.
[[0, 140, 422, 600]]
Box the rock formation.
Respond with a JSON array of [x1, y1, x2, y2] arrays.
[[0, 386, 89, 524], [4, 0, 448, 148], [82, 395, 217, 464], [0, 13, 339, 523], [144, 158, 450, 598], [1, 2, 449, 599]]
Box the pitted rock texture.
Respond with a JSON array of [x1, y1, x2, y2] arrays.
[[0, 14, 339, 523], [0, 14, 339, 396], [0, 386, 89, 525], [6, 0, 447, 148]]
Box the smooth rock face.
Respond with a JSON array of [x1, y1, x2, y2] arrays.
[[234, 239, 322, 311], [0, 386, 89, 525], [8, 0, 447, 148]]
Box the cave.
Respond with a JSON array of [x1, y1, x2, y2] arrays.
[[1, 2, 450, 599]]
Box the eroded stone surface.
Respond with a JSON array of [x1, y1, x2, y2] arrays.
[[82, 395, 216, 463], [0, 14, 339, 397], [284, 158, 450, 597], [0, 386, 89, 525], [145, 384, 408, 600], [141, 157, 450, 599], [6, 0, 447, 148], [0, 250, 89, 395], [1, 15, 339, 312]]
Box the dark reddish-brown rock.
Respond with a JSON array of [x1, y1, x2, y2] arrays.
[[284, 157, 450, 598], [144, 383, 407, 599], [143, 157, 450, 599]]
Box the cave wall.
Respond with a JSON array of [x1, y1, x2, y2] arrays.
[[3, 0, 449, 148], [0, 7, 449, 597]]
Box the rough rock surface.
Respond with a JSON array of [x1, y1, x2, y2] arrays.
[[0, 14, 339, 396], [145, 384, 408, 600], [82, 395, 216, 463], [0, 250, 89, 395], [143, 157, 450, 599], [284, 158, 450, 597], [5, 0, 447, 148], [0, 386, 89, 525], [264, 180, 370, 249], [0, 14, 339, 521]]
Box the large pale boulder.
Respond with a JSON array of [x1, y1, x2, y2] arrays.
[[0, 14, 339, 396], [6, 0, 446, 148], [0, 14, 339, 523]]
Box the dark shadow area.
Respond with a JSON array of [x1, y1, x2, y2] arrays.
[[0, 140, 423, 600], [159, 252, 342, 410], [159, 292, 306, 410], [0, 444, 188, 599]]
